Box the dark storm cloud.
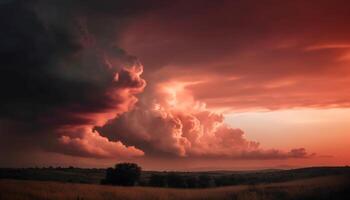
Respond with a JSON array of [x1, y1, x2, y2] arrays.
[[0, 0, 155, 160], [0, 0, 316, 164], [0, 0, 79, 122], [0, 0, 163, 123]]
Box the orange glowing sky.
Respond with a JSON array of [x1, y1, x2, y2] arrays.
[[116, 0, 350, 169], [1, 0, 350, 170]]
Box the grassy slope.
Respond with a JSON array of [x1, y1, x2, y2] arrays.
[[0, 175, 349, 200]]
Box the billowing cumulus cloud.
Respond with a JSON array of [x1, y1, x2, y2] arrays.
[[98, 82, 312, 159], [58, 132, 144, 159], [55, 65, 146, 158]]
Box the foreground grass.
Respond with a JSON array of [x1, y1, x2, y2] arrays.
[[0, 175, 349, 200]]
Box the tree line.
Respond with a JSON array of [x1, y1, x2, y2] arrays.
[[101, 163, 271, 188], [101, 163, 217, 188], [100, 163, 350, 188]]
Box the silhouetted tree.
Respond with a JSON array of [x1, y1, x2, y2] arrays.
[[101, 163, 141, 186]]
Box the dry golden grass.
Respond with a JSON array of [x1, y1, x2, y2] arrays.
[[0, 175, 349, 200]]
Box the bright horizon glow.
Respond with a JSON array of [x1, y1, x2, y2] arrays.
[[225, 108, 350, 166]]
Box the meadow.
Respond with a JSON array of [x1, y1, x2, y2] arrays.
[[1, 166, 349, 187], [1, 175, 349, 200]]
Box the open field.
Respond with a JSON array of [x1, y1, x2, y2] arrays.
[[1, 166, 349, 186], [1, 175, 349, 200]]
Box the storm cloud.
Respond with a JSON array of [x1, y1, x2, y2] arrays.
[[0, 0, 318, 167], [98, 81, 312, 159], [0, 0, 151, 159]]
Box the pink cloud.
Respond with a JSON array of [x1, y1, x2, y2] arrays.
[[98, 81, 313, 159], [58, 131, 144, 159], [56, 64, 146, 159]]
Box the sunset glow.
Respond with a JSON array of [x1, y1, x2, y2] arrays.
[[1, 0, 350, 171]]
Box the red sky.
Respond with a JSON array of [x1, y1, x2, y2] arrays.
[[117, 0, 350, 169], [1, 0, 350, 170]]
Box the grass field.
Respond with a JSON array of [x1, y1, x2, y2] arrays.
[[0, 175, 349, 200], [1, 166, 349, 186]]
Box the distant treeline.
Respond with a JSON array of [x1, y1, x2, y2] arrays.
[[145, 166, 350, 188], [1, 166, 349, 188], [0, 167, 105, 184]]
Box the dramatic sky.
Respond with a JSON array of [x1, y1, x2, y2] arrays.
[[1, 0, 349, 170]]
